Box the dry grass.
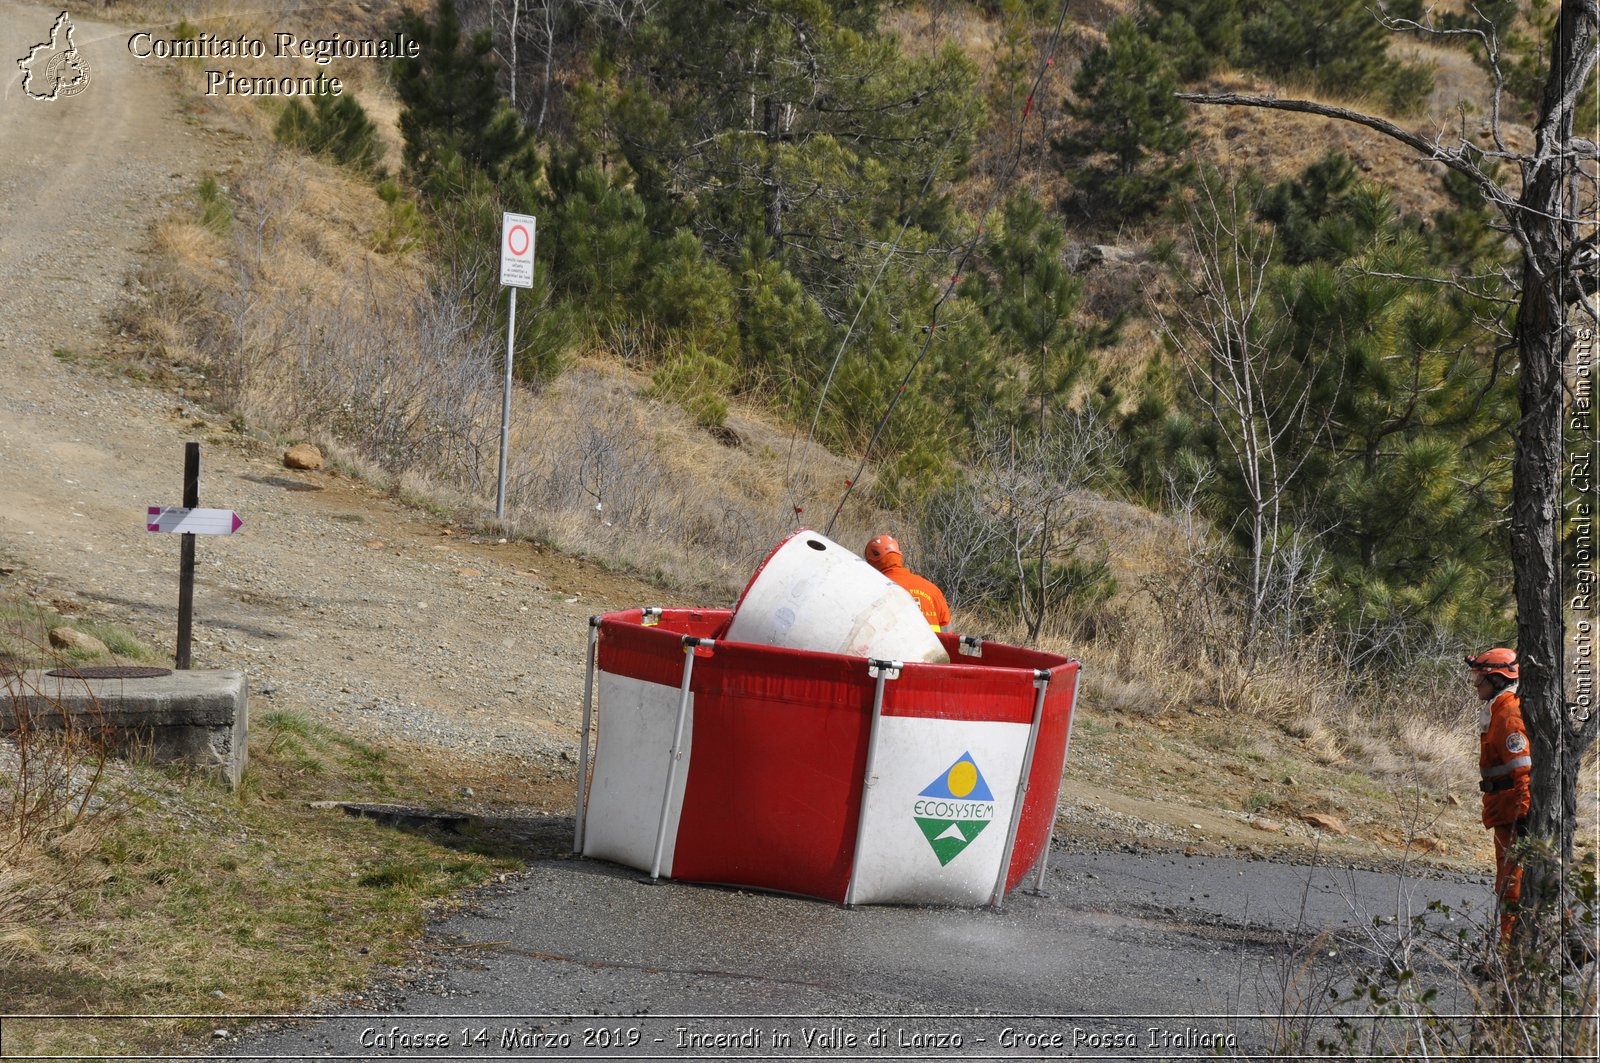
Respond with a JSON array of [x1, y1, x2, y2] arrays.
[[514, 361, 892, 594], [122, 29, 899, 605], [107, 0, 1587, 847], [132, 157, 895, 603], [0, 576, 534, 1057], [1, 685, 523, 1057], [0, 729, 523, 1057]]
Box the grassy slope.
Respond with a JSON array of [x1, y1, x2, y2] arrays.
[[2, 2, 1592, 1056]]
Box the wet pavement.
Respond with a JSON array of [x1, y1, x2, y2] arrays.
[[222, 819, 1495, 1061]]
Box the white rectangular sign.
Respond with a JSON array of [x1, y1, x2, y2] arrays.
[[146, 507, 242, 535], [846, 715, 1030, 906], [500, 212, 536, 288]]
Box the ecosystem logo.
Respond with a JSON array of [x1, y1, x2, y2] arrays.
[[912, 752, 996, 866], [18, 11, 91, 101]]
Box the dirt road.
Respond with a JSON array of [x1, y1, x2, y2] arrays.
[[0, 0, 659, 801], [0, 6, 1509, 1056]]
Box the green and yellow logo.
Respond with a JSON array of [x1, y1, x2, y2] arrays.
[[913, 753, 996, 866]]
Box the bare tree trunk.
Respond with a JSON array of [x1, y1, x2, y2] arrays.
[[1157, 179, 1327, 662], [763, 97, 783, 251], [1178, 0, 1600, 858], [1514, 1, 1599, 861], [509, 0, 520, 109], [1031, 497, 1051, 644], [537, 0, 555, 134]]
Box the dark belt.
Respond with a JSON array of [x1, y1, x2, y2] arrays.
[[1480, 777, 1516, 793]]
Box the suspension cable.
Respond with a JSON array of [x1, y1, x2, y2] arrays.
[[821, 0, 1073, 537]]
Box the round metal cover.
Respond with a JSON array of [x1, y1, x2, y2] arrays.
[[46, 665, 174, 679]]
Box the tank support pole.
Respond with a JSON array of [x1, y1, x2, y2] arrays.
[[990, 670, 1050, 909], [650, 636, 705, 881], [844, 659, 900, 908], [1028, 666, 1079, 896], [574, 615, 601, 856]]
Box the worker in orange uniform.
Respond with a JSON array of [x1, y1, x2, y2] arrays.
[[864, 535, 951, 632], [1467, 648, 1531, 944]]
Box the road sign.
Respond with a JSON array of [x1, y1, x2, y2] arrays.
[[497, 211, 537, 519], [500, 212, 536, 288], [146, 507, 243, 535]]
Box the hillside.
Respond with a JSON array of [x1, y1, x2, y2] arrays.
[[2, 0, 1594, 1049], [3, 0, 1523, 852]]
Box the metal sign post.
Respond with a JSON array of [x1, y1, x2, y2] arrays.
[[147, 444, 243, 669], [498, 212, 536, 520], [176, 443, 199, 668]]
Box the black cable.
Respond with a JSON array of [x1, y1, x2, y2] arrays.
[[822, 0, 1074, 537]]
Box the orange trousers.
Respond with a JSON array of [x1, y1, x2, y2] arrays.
[[1493, 824, 1523, 941]]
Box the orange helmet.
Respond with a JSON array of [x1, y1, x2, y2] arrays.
[[864, 534, 903, 571], [1465, 647, 1518, 681]]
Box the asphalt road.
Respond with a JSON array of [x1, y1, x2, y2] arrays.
[[0, 6, 1509, 1061], [227, 819, 1495, 1062]]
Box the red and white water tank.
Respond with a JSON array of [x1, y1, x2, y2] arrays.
[[574, 531, 1080, 907]]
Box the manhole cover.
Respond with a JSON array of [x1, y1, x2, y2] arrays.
[[313, 802, 472, 832], [46, 666, 174, 679]]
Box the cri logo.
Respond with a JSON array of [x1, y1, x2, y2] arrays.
[[18, 11, 92, 101]]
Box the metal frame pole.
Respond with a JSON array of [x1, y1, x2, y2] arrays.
[[175, 442, 200, 669], [844, 658, 900, 908], [573, 615, 601, 855], [496, 287, 516, 520], [1029, 665, 1079, 896], [649, 636, 706, 881], [990, 670, 1050, 909]]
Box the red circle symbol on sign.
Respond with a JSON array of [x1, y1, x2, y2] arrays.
[[507, 224, 530, 256]]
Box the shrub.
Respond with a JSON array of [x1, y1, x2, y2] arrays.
[[275, 92, 384, 174], [196, 177, 231, 237], [1285, 845, 1598, 1059], [1236, 0, 1434, 117], [649, 345, 736, 429]]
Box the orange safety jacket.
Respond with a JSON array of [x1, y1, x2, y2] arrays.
[[1479, 685, 1532, 829], [880, 563, 951, 632]]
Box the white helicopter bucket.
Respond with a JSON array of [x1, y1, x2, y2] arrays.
[[724, 530, 949, 664]]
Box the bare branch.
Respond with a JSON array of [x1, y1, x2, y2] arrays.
[[1377, 12, 1508, 152], [1176, 91, 1543, 262], [1176, 91, 1500, 185], [1357, 269, 1521, 306]]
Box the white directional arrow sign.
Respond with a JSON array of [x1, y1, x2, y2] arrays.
[[146, 507, 243, 535]]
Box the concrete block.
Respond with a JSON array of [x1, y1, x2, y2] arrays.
[[0, 669, 248, 789]]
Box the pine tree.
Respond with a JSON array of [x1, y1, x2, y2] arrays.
[[392, 0, 527, 183], [545, 163, 652, 334], [961, 190, 1115, 429], [1236, 0, 1434, 114], [1055, 17, 1193, 220], [1255, 152, 1393, 265], [1145, 0, 1243, 80], [1254, 169, 1517, 656], [275, 92, 384, 174], [1156, 164, 1516, 659], [734, 247, 833, 402], [600, 0, 981, 314]]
